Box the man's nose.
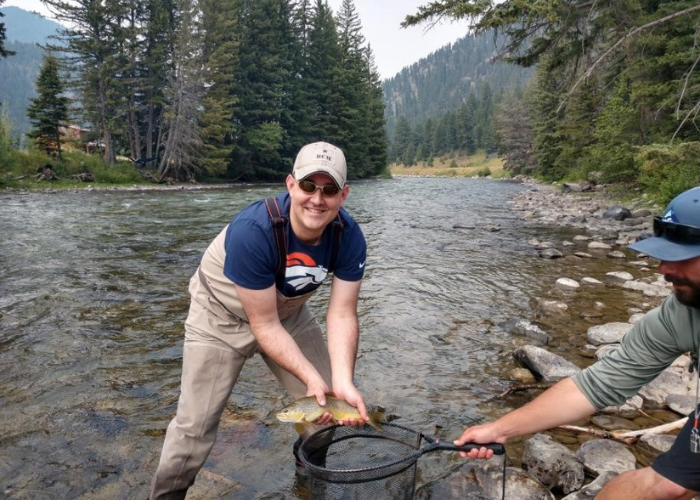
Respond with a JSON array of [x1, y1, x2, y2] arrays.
[[310, 188, 324, 202], [658, 261, 676, 275]]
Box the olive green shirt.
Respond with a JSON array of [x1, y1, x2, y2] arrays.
[[572, 294, 700, 409]]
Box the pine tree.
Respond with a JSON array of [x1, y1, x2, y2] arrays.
[[495, 86, 535, 175], [44, 0, 123, 163], [289, 0, 315, 151], [391, 116, 412, 163], [27, 53, 70, 159], [335, 0, 370, 177], [199, 0, 238, 177], [584, 76, 641, 182], [157, 0, 203, 181], [553, 76, 602, 178], [142, 0, 177, 164], [362, 44, 388, 175], [230, 0, 297, 180], [305, 0, 342, 144], [532, 61, 565, 179], [0, 0, 14, 58]]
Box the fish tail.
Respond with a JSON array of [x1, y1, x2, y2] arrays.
[[366, 411, 384, 431]]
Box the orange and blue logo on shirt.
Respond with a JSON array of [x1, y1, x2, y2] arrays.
[[285, 252, 328, 291]]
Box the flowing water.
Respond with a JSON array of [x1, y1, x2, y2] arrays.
[[0, 178, 659, 499]]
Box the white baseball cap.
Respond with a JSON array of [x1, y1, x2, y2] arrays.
[[292, 141, 346, 188]]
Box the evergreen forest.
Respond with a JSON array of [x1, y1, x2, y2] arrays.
[[1, 0, 699, 204], [0, 0, 388, 184], [404, 0, 700, 202]]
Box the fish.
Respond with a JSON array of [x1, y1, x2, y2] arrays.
[[276, 394, 384, 434]]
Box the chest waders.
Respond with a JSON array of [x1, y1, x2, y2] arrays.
[[197, 197, 344, 322], [263, 196, 344, 288]]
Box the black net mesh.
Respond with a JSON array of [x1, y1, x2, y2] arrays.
[[299, 423, 428, 500]]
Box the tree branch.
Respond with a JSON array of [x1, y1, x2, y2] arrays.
[[557, 4, 700, 113], [557, 417, 688, 445]]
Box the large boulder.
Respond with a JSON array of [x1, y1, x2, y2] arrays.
[[513, 346, 581, 381], [602, 205, 632, 221], [416, 463, 554, 500], [521, 434, 585, 494]]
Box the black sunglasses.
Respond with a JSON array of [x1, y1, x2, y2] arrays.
[[297, 179, 341, 196], [653, 216, 700, 244]]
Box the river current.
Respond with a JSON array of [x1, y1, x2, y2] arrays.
[[0, 177, 652, 499]]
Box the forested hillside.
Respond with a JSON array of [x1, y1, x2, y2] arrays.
[[383, 32, 533, 134], [0, 7, 61, 141], [403, 0, 700, 202], [0, 40, 43, 141], [1, 0, 387, 183]]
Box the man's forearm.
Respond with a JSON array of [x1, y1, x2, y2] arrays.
[[326, 314, 359, 386], [492, 378, 596, 440]]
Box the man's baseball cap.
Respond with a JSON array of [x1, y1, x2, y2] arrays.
[[629, 186, 700, 261], [292, 142, 346, 188]]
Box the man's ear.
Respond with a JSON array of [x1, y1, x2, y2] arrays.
[[286, 174, 296, 192]]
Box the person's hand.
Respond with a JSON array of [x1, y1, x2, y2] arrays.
[[306, 377, 334, 425], [331, 383, 368, 426], [454, 422, 505, 459]]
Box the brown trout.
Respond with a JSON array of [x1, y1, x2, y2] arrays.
[[276, 395, 383, 433]]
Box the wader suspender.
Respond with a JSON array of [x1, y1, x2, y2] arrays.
[[263, 197, 344, 290]]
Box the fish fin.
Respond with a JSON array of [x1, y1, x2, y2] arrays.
[[366, 411, 384, 431], [294, 423, 308, 435]]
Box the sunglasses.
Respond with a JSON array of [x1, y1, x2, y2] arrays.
[[653, 216, 700, 244], [297, 179, 341, 196]]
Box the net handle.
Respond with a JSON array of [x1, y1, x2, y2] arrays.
[[420, 441, 505, 456]]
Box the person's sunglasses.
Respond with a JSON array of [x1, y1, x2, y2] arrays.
[[653, 216, 700, 244], [297, 179, 341, 196]]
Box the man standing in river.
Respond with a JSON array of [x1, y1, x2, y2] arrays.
[[149, 141, 370, 499], [457, 186, 700, 500]]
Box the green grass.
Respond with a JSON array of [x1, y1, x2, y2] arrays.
[[0, 147, 153, 190], [389, 151, 507, 179]]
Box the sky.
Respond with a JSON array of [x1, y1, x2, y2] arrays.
[[5, 0, 470, 80]]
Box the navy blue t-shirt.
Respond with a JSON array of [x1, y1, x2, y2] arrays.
[[223, 193, 366, 297]]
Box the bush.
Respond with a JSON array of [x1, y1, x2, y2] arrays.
[[60, 150, 143, 184], [637, 142, 700, 205], [449, 159, 458, 168], [475, 167, 492, 177]]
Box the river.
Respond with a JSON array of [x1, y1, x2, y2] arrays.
[[0, 177, 651, 499]]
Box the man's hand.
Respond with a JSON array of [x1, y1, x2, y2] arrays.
[[331, 383, 368, 426], [454, 422, 505, 459], [305, 378, 334, 425]]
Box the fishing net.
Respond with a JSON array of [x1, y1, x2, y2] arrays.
[[299, 422, 505, 500]]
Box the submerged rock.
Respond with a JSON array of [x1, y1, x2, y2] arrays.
[[416, 463, 554, 500], [521, 434, 585, 494], [513, 345, 581, 381]]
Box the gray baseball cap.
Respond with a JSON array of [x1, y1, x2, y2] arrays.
[[292, 142, 346, 188], [628, 186, 700, 261]]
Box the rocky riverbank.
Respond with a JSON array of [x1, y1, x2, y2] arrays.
[[420, 179, 697, 500]]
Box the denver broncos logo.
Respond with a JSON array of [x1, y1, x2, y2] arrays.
[[285, 252, 328, 291]]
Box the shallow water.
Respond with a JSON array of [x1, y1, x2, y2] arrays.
[[0, 178, 659, 499]]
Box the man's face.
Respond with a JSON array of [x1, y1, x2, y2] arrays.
[[658, 255, 700, 308], [285, 172, 349, 243]]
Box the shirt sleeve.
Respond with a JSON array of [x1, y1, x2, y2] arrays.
[[572, 295, 696, 409], [222, 218, 277, 290], [332, 215, 367, 282]]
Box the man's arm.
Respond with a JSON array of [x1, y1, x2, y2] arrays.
[[235, 284, 330, 402], [325, 276, 369, 422], [454, 378, 596, 458]]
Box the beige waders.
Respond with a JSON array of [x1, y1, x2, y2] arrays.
[[150, 228, 331, 499]]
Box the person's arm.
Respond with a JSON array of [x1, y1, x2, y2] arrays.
[[235, 283, 330, 402], [454, 377, 596, 458], [325, 276, 369, 423]]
